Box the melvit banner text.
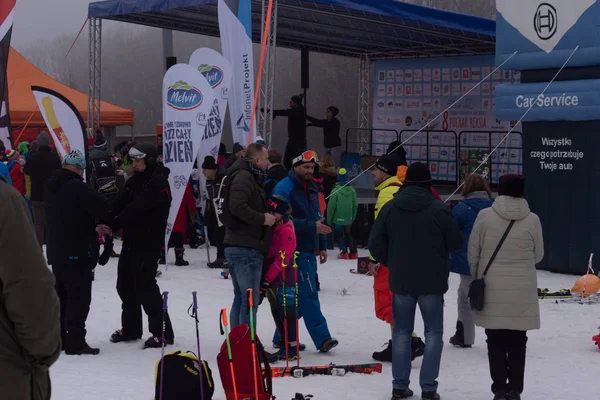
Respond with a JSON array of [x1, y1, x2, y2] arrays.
[[163, 64, 215, 257]]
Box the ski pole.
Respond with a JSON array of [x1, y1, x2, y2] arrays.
[[191, 292, 205, 400], [159, 291, 169, 400], [220, 308, 238, 400], [204, 223, 212, 264], [280, 250, 289, 368], [293, 251, 300, 367], [247, 289, 260, 400], [581, 253, 594, 304]]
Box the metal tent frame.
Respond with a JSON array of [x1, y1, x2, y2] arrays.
[[87, 0, 496, 144]]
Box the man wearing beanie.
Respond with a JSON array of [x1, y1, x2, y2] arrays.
[[23, 131, 62, 247], [272, 94, 307, 169], [273, 149, 338, 353], [45, 150, 110, 355], [202, 155, 228, 269], [224, 142, 246, 171], [326, 168, 358, 259], [369, 155, 425, 363], [264, 148, 288, 197], [369, 162, 463, 400], [89, 130, 118, 200], [306, 106, 342, 164]]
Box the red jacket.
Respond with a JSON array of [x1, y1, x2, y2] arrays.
[[8, 161, 26, 196], [173, 182, 196, 233]]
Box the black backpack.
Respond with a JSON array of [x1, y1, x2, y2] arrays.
[[90, 155, 118, 196], [216, 170, 242, 230], [154, 351, 215, 400]]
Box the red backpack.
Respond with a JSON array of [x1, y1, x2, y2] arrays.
[[216, 324, 274, 400]]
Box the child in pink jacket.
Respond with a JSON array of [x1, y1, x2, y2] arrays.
[[261, 196, 299, 361]]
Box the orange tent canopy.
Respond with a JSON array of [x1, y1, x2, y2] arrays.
[[7, 47, 134, 127]]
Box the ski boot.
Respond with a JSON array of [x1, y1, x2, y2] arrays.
[[277, 344, 300, 362], [143, 336, 174, 349], [449, 321, 472, 348], [65, 343, 100, 356], [391, 388, 414, 399], [319, 337, 339, 353], [273, 341, 306, 351], [110, 329, 141, 343], [421, 391, 440, 400], [373, 340, 392, 362], [207, 258, 226, 269], [175, 248, 189, 266], [349, 252, 359, 260]]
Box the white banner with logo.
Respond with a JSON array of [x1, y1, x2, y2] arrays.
[[218, 0, 257, 145], [163, 64, 215, 255], [189, 47, 232, 213], [31, 86, 88, 174]]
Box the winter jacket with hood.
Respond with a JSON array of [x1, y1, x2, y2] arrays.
[[368, 185, 463, 296], [8, 161, 26, 195], [468, 195, 544, 331], [448, 191, 494, 276], [45, 168, 110, 266], [0, 178, 61, 400], [273, 169, 327, 253], [327, 183, 358, 226], [23, 145, 61, 202], [263, 221, 297, 287], [223, 158, 272, 254]]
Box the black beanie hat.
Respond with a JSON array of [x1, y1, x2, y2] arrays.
[[498, 174, 525, 198], [219, 143, 227, 155], [387, 141, 407, 159], [201, 156, 218, 170], [327, 106, 339, 117], [232, 142, 245, 154], [94, 131, 107, 148], [291, 94, 304, 106], [405, 162, 432, 184], [267, 196, 289, 216], [375, 154, 402, 177]]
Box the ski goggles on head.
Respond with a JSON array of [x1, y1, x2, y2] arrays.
[[128, 147, 146, 160], [292, 150, 319, 166]]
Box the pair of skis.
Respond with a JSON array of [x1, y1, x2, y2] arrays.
[[157, 291, 207, 400], [280, 250, 300, 369]]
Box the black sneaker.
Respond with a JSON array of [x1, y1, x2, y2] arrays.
[[143, 336, 174, 349], [411, 337, 425, 361], [110, 329, 141, 343], [207, 258, 226, 269], [493, 392, 508, 400], [421, 391, 440, 400], [392, 388, 414, 399], [65, 343, 100, 355], [507, 391, 521, 400], [258, 349, 279, 364], [449, 335, 472, 348], [373, 340, 393, 362], [273, 342, 306, 351], [319, 338, 339, 353]]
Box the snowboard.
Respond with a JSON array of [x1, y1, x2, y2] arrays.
[[271, 362, 382, 378]]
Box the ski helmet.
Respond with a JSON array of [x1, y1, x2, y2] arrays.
[[129, 142, 158, 169]]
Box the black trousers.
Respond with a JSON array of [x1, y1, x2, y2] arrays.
[[284, 140, 307, 170], [168, 232, 184, 249], [485, 329, 528, 395], [53, 263, 94, 351], [266, 288, 297, 345], [206, 211, 225, 259], [117, 244, 174, 340], [342, 225, 357, 254]]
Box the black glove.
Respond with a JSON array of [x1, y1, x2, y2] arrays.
[[98, 236, 113, 266], [259, 280, 270, 305]]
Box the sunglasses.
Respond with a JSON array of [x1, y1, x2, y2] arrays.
[[128, 147, 146, 160], [292, 150, 319, 165]]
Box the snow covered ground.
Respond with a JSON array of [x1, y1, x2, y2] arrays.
[[51, 241, 600, 400]]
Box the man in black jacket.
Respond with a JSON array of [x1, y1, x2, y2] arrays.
[[106, 142, 175, 349], [369, 163, 463, 400], [306, 106, 342, 165], [264, 148, 288, 196], [45, 150, 110, 355], [224, 143, 274, 327], [274, 94, 307, 169], [23, 132, 61, 246], [223, 142, 246, 171], [201, 155, 227, 269]]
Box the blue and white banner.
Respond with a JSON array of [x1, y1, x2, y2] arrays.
[[189, 47, 232, 214], [218, 0, 256, 145], [496, 0, 600, 70], [496, 79, 600, 122], [163, 64, 215, 253]]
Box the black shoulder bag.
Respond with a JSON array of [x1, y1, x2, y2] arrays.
[[469, 220, 515, 311]]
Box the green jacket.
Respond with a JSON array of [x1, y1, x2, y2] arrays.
[[223, 158, 272, 254], [368, 185, 463, 296], [326, 184, 358, 226]]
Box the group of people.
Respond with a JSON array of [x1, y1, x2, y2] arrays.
[[0, 124, 545, 400], [368, 143, 544, 400]]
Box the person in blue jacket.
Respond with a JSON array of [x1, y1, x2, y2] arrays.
[[448, 174, 494, 348], [273, 150, 339, 353], [0, 161, 11, 185]]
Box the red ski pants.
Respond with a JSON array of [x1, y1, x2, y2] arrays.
[[373, 265, 393, 325]]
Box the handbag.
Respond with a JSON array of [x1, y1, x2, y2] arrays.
[[469, 220, 515, 311]]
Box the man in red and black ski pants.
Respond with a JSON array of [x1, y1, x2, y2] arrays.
[[369, 155, 425, 363], [105, 142, 175, 349]]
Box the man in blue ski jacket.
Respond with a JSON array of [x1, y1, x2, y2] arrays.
[[273, 150, 339, 353]]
